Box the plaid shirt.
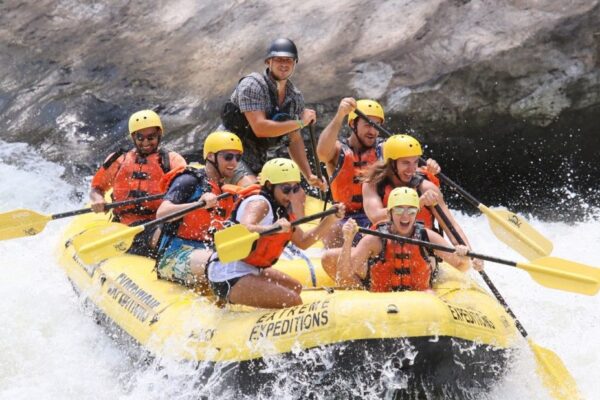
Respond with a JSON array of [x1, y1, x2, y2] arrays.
[[229, 69, 306, 172], [232, 69, 305, 116]]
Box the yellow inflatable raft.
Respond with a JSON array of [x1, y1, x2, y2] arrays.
[[57, 197, 519, 398]]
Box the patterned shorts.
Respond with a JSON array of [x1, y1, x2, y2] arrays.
[[156, 237, 210, 286]]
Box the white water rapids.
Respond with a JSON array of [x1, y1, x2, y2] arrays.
[[0, 140, 598, 399]]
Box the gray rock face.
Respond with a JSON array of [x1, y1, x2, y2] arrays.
[[1, 0, 598, 216]]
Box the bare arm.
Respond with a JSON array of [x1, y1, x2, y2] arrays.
[[420, 180, 472, 248], [245, 110, 302, 138], [89, 188, 106, 212], [238, 199, 277, 233], [155, 193, 218, 221], [322, 219, 379, 287], [317, 98, 356, 164], [363, 181, 389, 224], [291, 206, 345, 249], [427, 229, 471, 272]]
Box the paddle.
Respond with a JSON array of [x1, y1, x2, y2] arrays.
[[214, 207, 339, 263], [427, 205, 581, 399], [307, 123, 332, 210], [352, 108, 553, 261], [72, 184, 260, 265], [357, 227, 598, 296], [0, 193, 165, 241]]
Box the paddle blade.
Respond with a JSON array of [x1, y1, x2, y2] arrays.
[[0, 209, 51, 240], [517, 257, 600, 296], [480, 205, 553, 261], [72, 223, 143, 264], [529, 339, 582, 400], [214, 224, 260, 263]]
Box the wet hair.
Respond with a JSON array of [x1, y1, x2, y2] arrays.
[[362, 159, 394, 185]]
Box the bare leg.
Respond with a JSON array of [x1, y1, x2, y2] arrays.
[[321, 248, 342, 282], [228, 270, 302, 309], [260, 268, 302, 294], [189, 249, 214, 286], [321, 220, 344, 249]]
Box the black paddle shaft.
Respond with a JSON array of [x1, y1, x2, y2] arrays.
[[353, 108, 481, 208], [141, 192, 233, 231], [260, 207, 339, 237], [357, 227, 522, 268], [50, 193, 165, 220], [308, 124, 324, 182]]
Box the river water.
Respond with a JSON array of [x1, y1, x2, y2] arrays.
[[0, 139, 598, 399]]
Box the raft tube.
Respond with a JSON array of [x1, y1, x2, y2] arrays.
[[57, 199, 519, 398]]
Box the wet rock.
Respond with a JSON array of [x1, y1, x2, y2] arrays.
[[0, 0, 598, 217]]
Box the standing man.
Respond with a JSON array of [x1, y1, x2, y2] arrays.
[[90, 109, 186, 256], [221, 38, 325, 193]]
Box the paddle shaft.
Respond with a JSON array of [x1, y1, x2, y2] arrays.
[[141, 192, 233, 232], [307, 123, 332, 207], [358, 227, 532, 272], [432, 205, 530, 337], [50, 193, 165, 220], [308, 124, 324, 183], [260, 207, 338, 236]]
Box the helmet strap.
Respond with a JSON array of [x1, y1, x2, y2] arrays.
[[206, 153, 223, 181], [391, 160, 403, 183]]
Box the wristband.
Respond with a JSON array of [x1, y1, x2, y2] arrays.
[[296, 119, 305, 130]]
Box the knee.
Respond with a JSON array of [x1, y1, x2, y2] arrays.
[[283, 292, 302, 307]]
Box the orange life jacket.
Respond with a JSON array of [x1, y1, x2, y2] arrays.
[[235, 191, 296, 268], [377, 168, 440, 230], [330, 141, 381, 213], [160, 166, 235, 242], [91, 148, 172, 225], [366, 222, 435, 292]]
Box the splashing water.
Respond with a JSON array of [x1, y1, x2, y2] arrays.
[[1, 140, 598, 399]]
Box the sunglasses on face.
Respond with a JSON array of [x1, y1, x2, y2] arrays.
[[391, 206, 419, 216], [134, 132, 159, 142], [220, 152, 242, 162], [278, 183, 301, 195]]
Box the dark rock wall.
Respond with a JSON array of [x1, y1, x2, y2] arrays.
[[1, 0, 598, 218]]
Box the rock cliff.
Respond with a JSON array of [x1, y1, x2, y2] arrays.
[[1, 0, 598, 216]]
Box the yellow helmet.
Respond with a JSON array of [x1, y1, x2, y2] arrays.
[[259, 158, 301, 185], [128, 110, 163, 134], [387, 187, 420, 210], [203, 131, 244, 158], [348, 99, 385, 126], [382, 134, 422, 161]]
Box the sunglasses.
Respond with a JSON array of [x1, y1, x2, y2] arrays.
[[278, 183, 301, 195], [220, 152, 242, 162], [391, 206, 419, 216], [134, 132, 159, 142]]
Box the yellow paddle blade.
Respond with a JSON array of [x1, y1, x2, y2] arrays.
[[214, 224, 260, 263], [72, 223, 143, 264], [516, 256, 600, 296], [480, 205, 553, 261], [0, 209, 51, 240], [529, 339, 582, 400]]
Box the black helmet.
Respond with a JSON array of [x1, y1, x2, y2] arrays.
[[265, 38, 299, 63]]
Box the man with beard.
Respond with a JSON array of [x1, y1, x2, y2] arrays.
[[90, 109, 186, 256], [316, 98, 387, 247]]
